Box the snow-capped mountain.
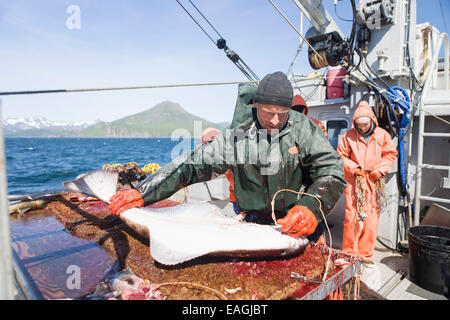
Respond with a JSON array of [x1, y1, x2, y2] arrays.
[[3, 116, 98, 131]]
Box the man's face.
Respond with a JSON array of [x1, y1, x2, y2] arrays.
[[255, 103, 290, 135], [356, 119, 371, 133]]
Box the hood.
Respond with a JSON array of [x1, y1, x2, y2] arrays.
[[292, 95, 309, 115], [352, 101, 378, 127]]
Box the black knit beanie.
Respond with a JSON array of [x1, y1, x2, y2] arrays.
[[253, 71, 293, 108]]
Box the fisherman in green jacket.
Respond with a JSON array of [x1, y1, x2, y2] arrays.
[[109, 71, 346, 239]]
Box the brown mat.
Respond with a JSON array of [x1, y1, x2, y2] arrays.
[[38, 192, 337, 300]]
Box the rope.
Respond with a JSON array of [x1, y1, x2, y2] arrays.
[[353, 48, 449, 127], [0, 75, 353, 97], [270, 188, 332, 282], [363, 80, 450, 126], [0, 80, 258, 97]]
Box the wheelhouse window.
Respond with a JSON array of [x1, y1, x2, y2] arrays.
[[327, 120, 348, 150]]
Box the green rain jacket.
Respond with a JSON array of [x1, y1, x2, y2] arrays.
[[136, 85, 346, 225]]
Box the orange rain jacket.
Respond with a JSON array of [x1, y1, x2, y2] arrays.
[[292, 95, 328, 139], [336, 101, 397, 262]]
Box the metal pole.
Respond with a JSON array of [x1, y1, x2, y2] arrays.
[[419, 195, 450, 204], [444, 33, 449, 90], [300, 10, 304, 39], [0, 99, 14, 299]]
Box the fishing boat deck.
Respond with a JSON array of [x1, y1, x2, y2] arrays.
[[9, 177, 447, 300], [9, 188, 361, 300]]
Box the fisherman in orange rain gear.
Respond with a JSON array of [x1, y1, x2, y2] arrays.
[[201, 128, 238, 214], [291, 95, 328, 139], [336, 101, 397, 264]]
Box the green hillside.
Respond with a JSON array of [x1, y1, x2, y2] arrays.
[[78, 101, 226, 138]]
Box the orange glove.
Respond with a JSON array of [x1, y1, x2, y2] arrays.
[[276, 205, 318, 238], [369, 170, 382, 181], [109, 189, 144, 215], [353, 168, 364, 176]]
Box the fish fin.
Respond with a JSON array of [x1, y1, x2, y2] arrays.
[[18, 208, 31, 215], [62, 170, 119, 203]]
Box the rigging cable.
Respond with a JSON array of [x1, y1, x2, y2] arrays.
[[175, 0, 259, 82], [0, 81, 258, 97], [186, 0, 224, 39], [183, 0, 260, 81], [288, 44, 305, 93], [438, 0, 448, 34], [175, 0, 216, 46], [287, 12, 305, 94], [286, 12, 304, 77]]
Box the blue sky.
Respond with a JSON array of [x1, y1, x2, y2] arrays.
[[0, 0, 448, 124]]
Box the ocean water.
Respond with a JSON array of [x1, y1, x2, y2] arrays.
[[4, 137, 200, 195]]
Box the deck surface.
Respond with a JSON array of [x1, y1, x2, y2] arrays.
[[10, 193, 360, 300]]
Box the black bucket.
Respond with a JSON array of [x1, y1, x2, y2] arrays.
[[408, 225, 450, 297]]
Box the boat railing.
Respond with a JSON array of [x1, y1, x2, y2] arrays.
[[414, 31, 450, 226]]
